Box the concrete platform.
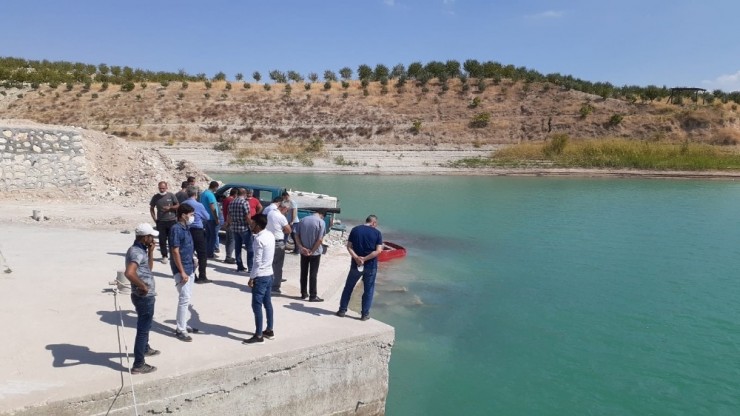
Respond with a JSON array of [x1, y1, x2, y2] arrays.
[[0, 224, 394, 415]]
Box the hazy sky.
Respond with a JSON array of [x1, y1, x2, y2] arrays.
[[4, 0, 739, 91]]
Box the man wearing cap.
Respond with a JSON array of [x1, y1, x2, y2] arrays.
[[123, 223, 161, 374], [150, 181, 179, 264], [169, 203, 199, 342]]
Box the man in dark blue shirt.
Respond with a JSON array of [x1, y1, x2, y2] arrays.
[[336, 215, 384, 321]]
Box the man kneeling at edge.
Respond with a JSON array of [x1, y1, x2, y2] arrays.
[[336, 215, 383, 321], [169, 203, 199, 342], [244, 214, 276, 344], [124, 223, 161, 374]]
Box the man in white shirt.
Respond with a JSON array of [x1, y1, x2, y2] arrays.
[[243, 214, 275, 345], [267, 201, 292, 294]]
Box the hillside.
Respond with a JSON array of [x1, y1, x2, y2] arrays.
[[1, 79, 739, 152]]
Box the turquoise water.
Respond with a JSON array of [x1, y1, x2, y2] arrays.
[[217, 173, 740, 415]]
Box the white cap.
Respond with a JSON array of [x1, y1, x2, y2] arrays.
[[135, 223, 159, 237]]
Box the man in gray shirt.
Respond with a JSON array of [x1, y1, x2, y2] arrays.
[[124, 223, 161, 374], [295, 210, 326, 302], [150, 181, 179, 264]]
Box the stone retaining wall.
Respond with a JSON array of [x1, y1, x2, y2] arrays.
[[0, 127, 88, 191]]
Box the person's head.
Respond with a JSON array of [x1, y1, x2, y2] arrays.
[[209, 181, 219, 191], [187, 185, 199, 198], [238, 188, 248, 198], [229, 188, 238, 197], [181, 181, 189, 190], [245, 188, 253, 198], [278, 201, 291, 213], [365, 214, 378, 227], [134, 223, 159, 246], [187, 176, 196, 185], [251, 214, 268, 233], [176, 203, 195, 224], [157, 181, 168, 195], [272, 196, 283, 205], [282, 191, 290, 201], [315, 209, 326, 218]]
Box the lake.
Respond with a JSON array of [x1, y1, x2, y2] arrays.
[[216, 172, 740, 415]]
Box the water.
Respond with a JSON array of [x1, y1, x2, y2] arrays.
[[216, 173, 740, 415]]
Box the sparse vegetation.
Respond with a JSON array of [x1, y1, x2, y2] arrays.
[[469, 112, 491, 128]]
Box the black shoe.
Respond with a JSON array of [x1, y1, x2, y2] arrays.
[[308, 296, 324, 302], [224, 257, 236, 264], [242, 335, 264, 344], [281, 278, 287, 282], [195, 278, 213, 284], [236, 267, 247, 272], [175, 331, 193, 342], [263, 329, 275, 339], [301, 294, 308, 300], [360, 315, 370, 321], [271, 289, 282, 294], [335, 310, 346, 317], [144, 348, 160, 357], [131, 363, 157, 374], [186, 327, 200, 334]]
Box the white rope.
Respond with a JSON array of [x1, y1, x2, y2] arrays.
[[105, 288, 139, 416]]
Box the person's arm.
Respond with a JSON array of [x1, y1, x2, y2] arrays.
[[171, 247, 189, 283], [147, 241, 155, 270], [209, 203, 218, 221], [150, 206, 156, 222], [364, 243, 383, 262], [168, 199, 180, 213], [249, 235, 263, 281], [281, 223, 291, 235], [124, 261, 149, 295], [347, 241, 363, 266], [308, 227, 324, 255], [255, 201, 263, 215]]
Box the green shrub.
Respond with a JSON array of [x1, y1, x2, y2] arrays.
[[204, 81, 212, 89], [579, 103, 594, 118], [120, 82, 135, 92], [304, 83, 311, 90], [469, 112, 491, 128], [543, 134, 568, 156], [225, 82, 232, 90], [243, 82, 251, 89], [323, 81, 331, 91], [469, 97, 481, 108], [65, 82, 73, 91], [263, 84, 271, 91], [608, 114, 624, 127], [140, 82, 147, 89], [411, 120, 422, 134], [305, 137, 324, 153], [160, 80, 169, 88], [181, 81, 189, 89]]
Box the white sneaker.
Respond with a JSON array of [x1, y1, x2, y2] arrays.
[[160, 257, 168, 264]]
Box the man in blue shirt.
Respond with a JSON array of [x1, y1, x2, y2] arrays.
[[336, 215, 383, 321], [169, 203, 199, 342], [200, 181, 220, 259], [182, 186, 212, 284], [124, 223, 161, 374]]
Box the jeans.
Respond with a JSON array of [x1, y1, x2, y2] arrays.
[[251, 275, 274, 337], [299, 255, 321, 298], [190, 227, 207, 279], [214, 223, 221, 251], [174, 272, 194, 333], [272, 241, 286, 290], [205, 220, 217, 257], [130, 294, 155, 368], [339, 263, 377, 316], [234, 229, 254, 271], [225, 229, 235, 259], [156, 219, 176, 258]]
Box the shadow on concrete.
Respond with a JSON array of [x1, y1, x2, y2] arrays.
[[97, 309, 175, 337], [106, 252, 126, 257], [163, 305, 250, 341], [283, 302, 334, 316], [152, 271, 172, 279], [211, 279, 250, 292], [45, 344, 127, 372]]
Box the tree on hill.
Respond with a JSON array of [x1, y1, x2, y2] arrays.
[[287, 70, 303, 83], [445, 60, 461, 78], [308, 72, 319, 83], [374, 64, 390, 81], [324, 70, 337, 82], [213, 71, 226, 81], [252, 71, 261, 83], [235, 73, 243, 81], [339, 67, 353, 80], [357, 64, 373, 81], [269, 70, 287, 83], [391, 64, 405, 79], [407, 62, 423, 79]]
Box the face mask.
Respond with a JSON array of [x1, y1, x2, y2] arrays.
[[159, 191, 167, 196], [186, 215, 195, 225]]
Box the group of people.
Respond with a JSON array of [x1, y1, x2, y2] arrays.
[[123, 178, 384, 375]]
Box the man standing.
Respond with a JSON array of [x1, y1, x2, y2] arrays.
[[175, 181, 190, 204], [336, 215, 384, 321], [225, 188, 252, 272], [295, 210, 326, 302], [182, 186, 212, 284], [246, 188, 263, 219], [283, 192, 300, 254], [200, 181, 220, 259], [123, 223, 161, 374], [169, 204, 198, 342], [266, 201, 291, 294], [243, 214, 275, 344], [150, 181, 179, 264], [261, 196, 281, 217], [222, 188, 238, 264]]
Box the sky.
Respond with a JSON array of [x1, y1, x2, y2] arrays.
[[3, 0, 740, 91]]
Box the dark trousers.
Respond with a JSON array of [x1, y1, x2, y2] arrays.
[[190, 227, 208, 280], [205, 219, 217, 257], [272, 241, 286, 290], [130, 294, 155, 368], [299, 254, 321, 298], [156, 219, 176, 258]]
